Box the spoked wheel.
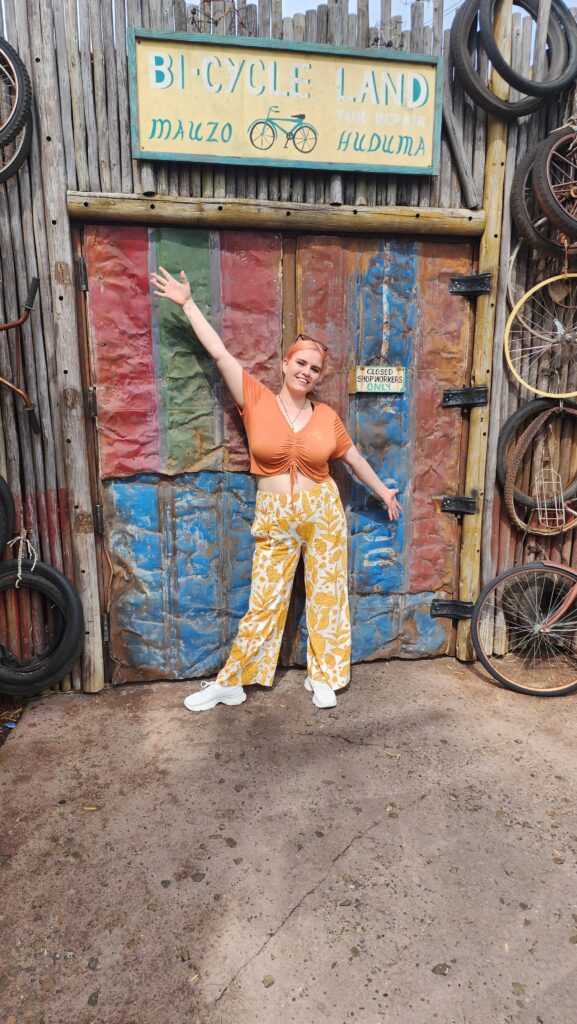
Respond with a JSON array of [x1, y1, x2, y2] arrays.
[[0, 109, 32, 184], [292, 124, 317, 153], [504, 274, 577, 397], [472, 563, 577, 696], [511, 144, 577, 258], [0, 37, 32, 146], [533, 127, 577, 239], [249, 120, 276, 150], [497, 398, 577, 509]]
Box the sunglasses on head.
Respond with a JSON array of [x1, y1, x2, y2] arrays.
[[294, 333, 328, 352]]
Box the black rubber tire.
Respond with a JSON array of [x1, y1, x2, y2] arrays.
[[0, 109, 32, 184], [0, 477, 15, 555], [533, 127, 577, 239], [472, 563, 577, 696], [0, 36, 32, 146], [510, 142, 577, 257], [0, 560, 84, 696], [450, 0, 553, 120], [479, 0, 577, 97], [496, 398, 577, 508]]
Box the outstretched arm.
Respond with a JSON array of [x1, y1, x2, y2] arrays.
[[339, 444, 401, 521], [150, 266, 244, 407]]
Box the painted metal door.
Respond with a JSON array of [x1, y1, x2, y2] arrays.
[[81, 226, 474, 683]]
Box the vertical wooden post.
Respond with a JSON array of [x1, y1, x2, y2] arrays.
[[29, 0, 105, 692], [456, 0, 512, 660]]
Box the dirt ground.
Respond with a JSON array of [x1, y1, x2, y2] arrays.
[[1, 657, 576, 1024]]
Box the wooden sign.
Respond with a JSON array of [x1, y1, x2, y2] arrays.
[[355, 366, 406, 393], [128, 31, 442, 175]]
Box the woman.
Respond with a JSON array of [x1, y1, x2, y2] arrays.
[[150, 266, 401, 712]]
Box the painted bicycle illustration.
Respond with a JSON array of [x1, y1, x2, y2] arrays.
[[247, 106, 318, 154]]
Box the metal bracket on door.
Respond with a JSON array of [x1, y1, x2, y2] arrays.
[[448, 273, 492, 295], [430, 599, 474, 620], [94, 504, 105, 535], [442, 386, 489, 408], [102, 612, 110, 643], [441, 496, 477, 515]]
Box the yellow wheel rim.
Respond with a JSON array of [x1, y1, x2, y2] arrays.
[[504, 273, 577, 398]]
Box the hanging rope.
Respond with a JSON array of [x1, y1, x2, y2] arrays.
[[7, 529, 38, 588]]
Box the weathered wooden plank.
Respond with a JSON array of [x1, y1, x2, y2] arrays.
[[327, 2, 344, 205], [357, 0, 368, 45], [69, 191, 487, 234], [41, 0, 77, 190], [457, 0, 512, 659], [71, 0, 101, 191], [29, 0, 106, 692], [114, 0, 135, 193], [88, 1, 112, 192]]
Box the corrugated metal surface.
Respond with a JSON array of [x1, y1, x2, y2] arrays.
[[84, 227, 474, 682]]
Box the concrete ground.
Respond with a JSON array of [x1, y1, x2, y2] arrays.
[[0, 658, 576, 1024]]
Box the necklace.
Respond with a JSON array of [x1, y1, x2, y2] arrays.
[[278, 393, 309, 431]]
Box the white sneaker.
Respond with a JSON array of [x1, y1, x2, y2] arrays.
[[184, 681, 246, 712], [304, 677, 337, 709]]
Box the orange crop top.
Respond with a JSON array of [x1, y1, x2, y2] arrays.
[[239, 370, 353, 490]]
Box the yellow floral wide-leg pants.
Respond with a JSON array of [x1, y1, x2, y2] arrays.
[[216, 478, 351, 691]]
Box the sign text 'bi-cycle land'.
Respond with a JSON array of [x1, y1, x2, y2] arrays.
[[129, 32, 442, 175]]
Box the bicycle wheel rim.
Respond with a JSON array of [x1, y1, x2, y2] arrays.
[[0, 36, 32, 145], [0, 110, 32, 185], [472, 564, 577, 695], [504, 274, 577, 398], [511, 144, 577, 258], [250, 121, 275, 150], [543, 131, 577, 237], [496, 400, 577, 509]]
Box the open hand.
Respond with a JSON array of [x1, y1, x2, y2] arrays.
[[383, 488, 401, 521], [150, 266, 191, 307]]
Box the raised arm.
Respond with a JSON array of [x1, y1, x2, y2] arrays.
[[339, 444, 401, 521], [150, 266, 244, 407]]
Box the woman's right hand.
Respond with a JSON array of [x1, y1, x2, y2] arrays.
[[150, 266, 191, 307]]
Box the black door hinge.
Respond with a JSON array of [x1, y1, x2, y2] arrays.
[[448, 273, 492, 296], [87, 387, 97, 418], [430, 599, 474, 620], [102, 612, 110, 643], [78, 255, 88, 292], [442, 386, 489, 409], [441, 496, 477, 515], [94, 504, 105, 535]]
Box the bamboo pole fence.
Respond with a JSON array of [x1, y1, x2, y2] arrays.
[[0, 0, 575, 688]]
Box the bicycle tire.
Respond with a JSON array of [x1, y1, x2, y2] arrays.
[[532, 127, 577, 239], [450, 0, 550, 120], [479, 0, 577, 97], [0, 109, 32, 185], [503, 273, 577, 398], [503, 411, 577, 534], [496, 398, 577, 508], [0, 559, 84, 696], [292, 124, 317, 153], [249, 120, 275, 150], [0, 477, 15, 554], [472, 563, 577, 696], [0, 36, 32, 146], [510, 143, 577, 258]]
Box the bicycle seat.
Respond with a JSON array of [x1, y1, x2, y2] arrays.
[[292, 113, 305, 120]]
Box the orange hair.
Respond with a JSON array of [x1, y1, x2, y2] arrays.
[[284, 336, 327, 368]]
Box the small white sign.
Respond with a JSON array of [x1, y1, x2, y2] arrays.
[[355, 365, 406, 393]]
